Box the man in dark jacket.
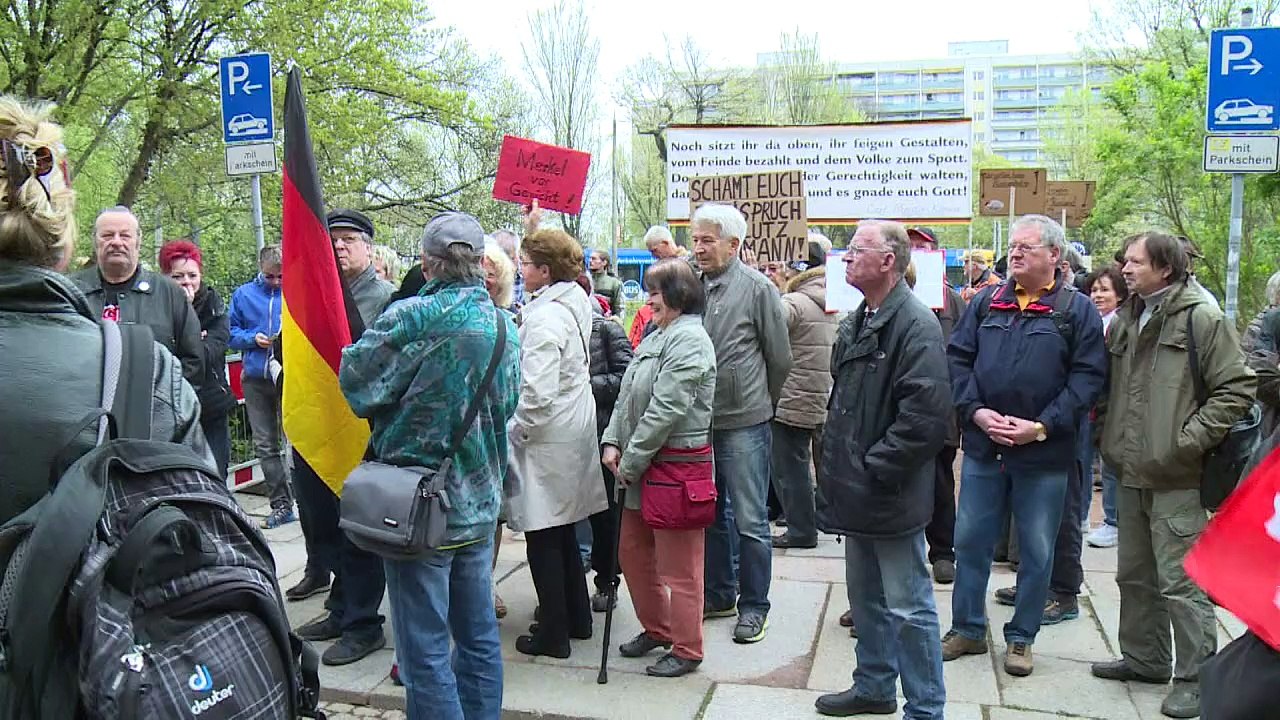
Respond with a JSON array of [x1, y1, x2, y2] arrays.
[[74, 206, 204, 389], [943, 214, 1107, 678], [907, 226, 966, 584], [814, 220, 951, 719], [585, 300, 633, 610]]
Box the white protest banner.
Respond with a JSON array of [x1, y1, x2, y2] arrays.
[[667, 122, 972, 223], [825, 249, 947, 312], [688, 170, 808, 262]]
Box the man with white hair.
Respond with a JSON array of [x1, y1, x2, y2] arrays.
[[691, 204, 792, 644], [74, 206, 204, 388], [628, 225, 686, 348], [492, 229, 523, 306]]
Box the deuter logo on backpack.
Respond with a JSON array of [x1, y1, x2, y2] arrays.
[[188, 664, 236, 715]]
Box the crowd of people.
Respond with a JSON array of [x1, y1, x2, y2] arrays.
[[2, 93, 1276, 720]]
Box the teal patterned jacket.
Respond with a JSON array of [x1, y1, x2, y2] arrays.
[[340, 278, 521, 546]]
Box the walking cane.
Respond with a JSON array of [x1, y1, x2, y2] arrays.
[[597, 486, 626, 684]]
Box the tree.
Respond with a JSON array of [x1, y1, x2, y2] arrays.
[[1061, 0, 1280, 320], [752, 30, 860, 125], [521, 0, 601, 239]]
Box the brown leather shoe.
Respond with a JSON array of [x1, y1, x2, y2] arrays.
[[1004, 642, 1033, 676], [838, 609, 853, 627], [494, 593, 507, 619], [941, 630, 987, 661]]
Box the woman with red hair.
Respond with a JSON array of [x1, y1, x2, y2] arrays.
[[160, 240, 234, 477]]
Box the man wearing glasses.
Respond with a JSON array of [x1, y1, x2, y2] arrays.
[[293, 208, 397, 667], [941, 214, 1107, 677], [228, 245, 292, 530], [73, 205, 204, 388]]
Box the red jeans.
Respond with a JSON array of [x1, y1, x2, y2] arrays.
[[618, 508, 705, 660]]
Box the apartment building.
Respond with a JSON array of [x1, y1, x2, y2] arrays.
[[829, 40, 1109, 165]]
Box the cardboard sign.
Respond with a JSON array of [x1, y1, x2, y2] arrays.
[[979, 168, 1047, 216], [492, 135, 590, 215], [688, 170, 808, 263], [825, 249, 947, 312], [1044, 180, 1096, 228]]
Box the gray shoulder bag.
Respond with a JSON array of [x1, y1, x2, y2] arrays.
[[339, 310, 507, 559]]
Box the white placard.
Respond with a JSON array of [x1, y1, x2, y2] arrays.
[[1203, 135, 1280, 173], [225, 141, 278, 176], [825, 249, 947, 313], [666, 122, 972, 222]]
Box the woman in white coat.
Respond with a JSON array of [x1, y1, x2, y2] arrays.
[[506, 227, 608, 658]]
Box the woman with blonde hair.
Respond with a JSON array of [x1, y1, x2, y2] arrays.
[[505, 225, 608, 658], [371, 244, 402, 286], [0, 96, 206, 521], [482, 239, 516, 311]]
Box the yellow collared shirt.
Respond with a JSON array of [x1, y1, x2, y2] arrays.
[[1014, 280, 1056, 311]]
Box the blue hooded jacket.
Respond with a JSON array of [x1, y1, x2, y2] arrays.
[[947, 279, 1107, 471], [228, 275, 282, 380]]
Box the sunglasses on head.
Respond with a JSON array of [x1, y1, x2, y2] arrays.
[[2, 139, 61, 206]]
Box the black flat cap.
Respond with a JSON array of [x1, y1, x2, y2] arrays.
[[327, 208, 375, 239]]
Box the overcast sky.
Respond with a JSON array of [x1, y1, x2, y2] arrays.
[[433, 0, 1106, 95]]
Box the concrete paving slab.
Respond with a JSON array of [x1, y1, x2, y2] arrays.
[[994, 653, 1140, 719], [1023, 597, 1112, 663], [1127, 682, 1186, 720], [1084, 571, 1122, 657], [503, 661, 713, 720], [702, 684, 984, 720], [1081, 542, 1118, 574], [770, 554, 848, 584], [317, 647, 398, 705], [988, 708, 1115, 720], [271, 538, 310, 580]]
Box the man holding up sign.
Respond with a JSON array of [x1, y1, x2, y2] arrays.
[[691, 203, 792, 645]]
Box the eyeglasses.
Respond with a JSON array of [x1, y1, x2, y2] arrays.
[[2, 139, 56, 206], [1009, 243, 1049, 254], [846, 245, 890, 256]]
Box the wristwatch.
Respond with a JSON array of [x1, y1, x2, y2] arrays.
[[1033, 422, 1047, 442]]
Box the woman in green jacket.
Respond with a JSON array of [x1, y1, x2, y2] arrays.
[[602, 259, 717, 678]]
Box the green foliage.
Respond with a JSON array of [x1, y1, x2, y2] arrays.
[[0, 0, 530, 296]]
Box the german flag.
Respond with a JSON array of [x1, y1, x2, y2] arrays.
[[280, 67, 369, 495]]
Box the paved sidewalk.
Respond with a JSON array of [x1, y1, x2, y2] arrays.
[[243, 492, 1236, 719]]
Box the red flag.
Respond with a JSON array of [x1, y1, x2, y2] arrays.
[[280, 66, 370, 494], [1185, 445, 1280, 650]]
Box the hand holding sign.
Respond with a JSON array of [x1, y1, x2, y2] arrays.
[[493, 136, 591, 216]]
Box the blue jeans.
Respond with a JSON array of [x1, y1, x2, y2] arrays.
[[1101, 461, 1118, 527], [704, 422, 772, 616], [952, 457, 1068, 644], [845, 533, 945, 720], [384, 539, 502, 720]]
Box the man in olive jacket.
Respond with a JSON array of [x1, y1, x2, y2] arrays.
[[814, 220, 951, 719], [1090, 232, 1256, 719]]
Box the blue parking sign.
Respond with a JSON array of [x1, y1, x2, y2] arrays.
[[1208, 28, 1280, 133], [219, 53, 274, 144]]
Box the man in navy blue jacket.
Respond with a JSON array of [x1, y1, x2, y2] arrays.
[[941, 214, 1107, 677]]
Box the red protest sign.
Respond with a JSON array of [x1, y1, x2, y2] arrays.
[[1185, 446, 1280, 651], [492, 135, 591, 216]]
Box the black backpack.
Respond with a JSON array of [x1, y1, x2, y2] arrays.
[[0, 321, 324, 719]]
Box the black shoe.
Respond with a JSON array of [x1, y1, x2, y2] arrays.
[[646, 652, 700, 677], [322, 632, 386, 666], [838, 609, 853, 628], [771, 533, 817, 549], [296, 616, 342, 642], [932, 559, 956, 584], [527, 622, 592, 640], [516, 633, 570, 658], [591, 591, 616, 613], [994, 586, 1017, 606], [619, 631, 671, 658], [285, 572, 331, 602], [1161, 681, 1200, 718], [815, 688, 897, 716], [1090, 659, 1171, 684]]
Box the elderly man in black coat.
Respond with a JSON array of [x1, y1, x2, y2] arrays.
[[814, 220, 952, 719]]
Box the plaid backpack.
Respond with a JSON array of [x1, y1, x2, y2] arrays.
[[0, 321, 324, 719]]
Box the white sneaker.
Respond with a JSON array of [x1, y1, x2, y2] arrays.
[[1087, 524, 1118, 548]]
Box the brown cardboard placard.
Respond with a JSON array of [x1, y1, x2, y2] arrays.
[[1044, 180, 1096, 228], [978, 168, 1048, 216], [688, 169, 808, 263]]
